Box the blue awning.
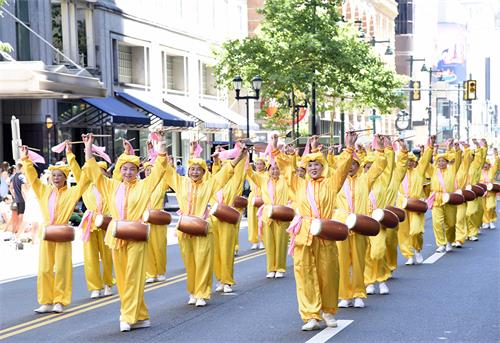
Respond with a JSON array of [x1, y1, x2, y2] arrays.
[[115, 91, 194, 128], [82, 97, 150, 125]]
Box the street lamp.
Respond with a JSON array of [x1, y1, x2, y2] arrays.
[[288, 95, 307, 139], [369, 37, 393, 55], [420, 64, 443, 136], [46, 114, 53, 164], [354, 20, 365, 39], [233, 75, 262, 139], [405, 56, 425, 130]]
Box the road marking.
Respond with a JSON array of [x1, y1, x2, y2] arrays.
[[423, 252, 446, 264], [305, 320, 354, 343], [0, 250, 266, 340]]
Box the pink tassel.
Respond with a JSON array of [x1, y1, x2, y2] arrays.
[[123, 140, 135, 156], [51, 142, 66, 153], [149, 132, 160, 142], [392, 141, 400, 152], [303, 137, 311, 156], [92, 144, 111, 163], [218, 144, 242, 161], [27, 150, 45, 164], [148, 149, 158, 164], [193, 143, 203, 158]]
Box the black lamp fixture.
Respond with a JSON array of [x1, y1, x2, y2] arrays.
[[354, 20, 365, 39], [369, 36, 393, 55], [233, 75, 263, 139]]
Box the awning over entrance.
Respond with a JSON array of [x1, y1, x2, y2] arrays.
[[115, 91, 194, 128], [199, 102, 259, 131], [0, 61, 106, 99], [80, 97, 150, 126]]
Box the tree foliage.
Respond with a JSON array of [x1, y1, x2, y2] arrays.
[[214, 0, 406, 133]]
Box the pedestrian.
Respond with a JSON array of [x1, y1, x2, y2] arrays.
[[246, 155, 267, 250], [10, 163, 27, 240], [82, 133, 168, 332], [0, 161, 10, 198], [176, 160, 185, 176]]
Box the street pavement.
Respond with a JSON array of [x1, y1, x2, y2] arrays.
[[0, 210, 499, 342]]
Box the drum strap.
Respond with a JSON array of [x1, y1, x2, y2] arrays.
[[369, 191, 377, 210], [427, 169, 446, 209], [482, 170, 489, 183], [48, 189, 57, 225], [267, 179, 275, 205], [342, 178, 354, 212], [402, 173, 410, 198], [80, 186, 103, 243], [116, 182, 126, 220]]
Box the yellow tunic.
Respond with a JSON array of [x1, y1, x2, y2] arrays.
[[466, 146, 488, 238], [22, 156, 90, 306], [247, 170, 266, 244], [481, 153, 500, 224], [454, 147, 473, 244]]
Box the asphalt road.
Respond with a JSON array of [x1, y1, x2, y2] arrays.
[[0, 210, 499, 343]]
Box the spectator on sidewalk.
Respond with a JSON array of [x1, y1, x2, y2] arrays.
[[176, 160, 185, 176], [10, 163, 27, 240], [0, 161, 10, 198]]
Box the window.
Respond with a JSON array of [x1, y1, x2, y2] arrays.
[[114, 41, 149, 87], [200, 62, 218, 97], [162, 52, 188, 93], [395, 0, 413, 35], [15, 0, 31, 61]]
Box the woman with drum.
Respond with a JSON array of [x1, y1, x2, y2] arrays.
[[20, 143, 91, 314], [69, 147, 114, 299], [480, 148, 499, 230], [247, 155, 267, 250], [164, 143, 247, 307], [336, 136, 386, 308], [273, 133, 357, 331], [247, 159, 293, 279], [82, 133, 168, 332]]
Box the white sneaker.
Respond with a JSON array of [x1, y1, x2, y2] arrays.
[[366, 284, 375, 295], [251, 243, 259, 250], [131, 319, 151, 329], [353, 298, 365, 308], [274, 271, 284, 278], [481, 223, 489, 229], [120, 321, 131, 332], [188, 295, 196, 305], [34, 304, 53, 313], [414, 251, 424, 264], [223, 284, 233, 293], [156, 274, 167, 282], [470, 236, 478, 241], [454, 241, 463, 248], [145, 277, 156, 284], [103, 285, 113, 296], [258, 242, 265, 249], [234, 249, 239, 256], [445, 242, 453, 252], [405, 257, 414, 265], [379, 282, 389, 295], [195, 298, 206, 307], [301, 319, 321, 331], [322, 313, 338, 327], [52, 303, 64, 313], [90, 290, 101, 299], [266, 272, 276, 279], [436, 246, 446, 253], [338, 299, 352, 308], [490, 223, 496, 229], [478, 228, 483, 235], [215, 281, 224, 292]]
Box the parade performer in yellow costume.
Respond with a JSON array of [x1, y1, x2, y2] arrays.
[[247, 156, 267, 250], [21, 143, 91, 314], [143, 161, 171, 283], [274, 133, 357, 331], [466, 139, 488, 241], [211, 148, 247, 294], [336, 136, 386, 309], [452, 143, 474, 247], [247, 160, 291, 278], [70, 152, 114, 299], [164, 142, 247, 307], [481, 148, 499, 229], [83, 134, 167, 332]]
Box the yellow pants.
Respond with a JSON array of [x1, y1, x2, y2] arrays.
[[293, 237, 339, 322], [112, 241, 149, 324], [482, 193, 497, 224], [364, 229, 390, 285], [213, 220, 237, 285], [398, 211, 424, 258], [263, 220, 288, 273], [178, 232, 214, 299], [247, 196, 260, 244], [454, 203, 468, 244], [83, 229, 113, 291], [38, 240, 72, 306], [431, 204, 457, 246], [385, 229, 398, 272], [146, 224, 167, 279], [337, 233, 368, 300], [466, 198, 482, 237]]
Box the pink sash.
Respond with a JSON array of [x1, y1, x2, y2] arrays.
[[79, 186, 103, 242], [369, 191, 377, 210], [427, 169, 446, 209], [48, 189, 57, 224], [257, 179, 277, 236], [342, 179, 353, 212], [115, 183, 126, 220], [402, 174, 409, 197]]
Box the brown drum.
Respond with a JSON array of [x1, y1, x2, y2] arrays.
[[345, 214, 380, 236], [457, 189, 476, 202], [253, 196, 264, 208], [487, 183, 500, 192], [209, 203, 240, 224], [476, 182, 487, 191], [95, 214, 112, 230], [442, 192, 465, 205], [111, 220, 149, 241], [142, 210, 172, 225], [310, 219, 348, 241], [466, 184, 485, 197], [372, 208, 399, 229], [402, 198, 428, 214], [176, 215, 209, 236], [43, 225, 75, 242], [385, 206, 406, 222], [232, 196, 248, 209], [264, 205, 295, 222]]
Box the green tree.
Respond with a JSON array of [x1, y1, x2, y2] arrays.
[[214, 0, 406, 135]]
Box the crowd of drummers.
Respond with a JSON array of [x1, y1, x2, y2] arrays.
[[18, 130, 499, 332]]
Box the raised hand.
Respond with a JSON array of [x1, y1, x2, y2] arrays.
[[64, 139, 72, 154], [271, 133, 279, 150], [346, 131, 358, 149], [82, 133, 94, 160]]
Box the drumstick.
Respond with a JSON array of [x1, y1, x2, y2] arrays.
[[18, 146, 41, 152], [91, 134, 111, 138], [347, 128, 372, 133], [115, 137, 136, 142], [70, 141, 84, 144]]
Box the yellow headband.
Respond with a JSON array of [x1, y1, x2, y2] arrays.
[[435, 153, 449, 162], [188, 158, 208, 172], [361, 153, 376, 167], [408, 153, 417, 162], [97, 161, 108, 170], [301, 152, 329, 178], [115, 154, 140, 172], [48, 165, 71, 178], [142, 162, 152, 170]]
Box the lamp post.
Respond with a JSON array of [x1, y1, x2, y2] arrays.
[[46, 115, 53, 164], [405, 56, 426, 130], [288, 94, 307, 139], [233, 75, 262, 139], [369, 37, 394, 55], [420, 64, 442, 136]]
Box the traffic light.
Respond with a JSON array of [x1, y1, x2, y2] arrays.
[[465, 80, 477, 100], [463, 81, 468, 100], [410, 80, 421, 101]]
